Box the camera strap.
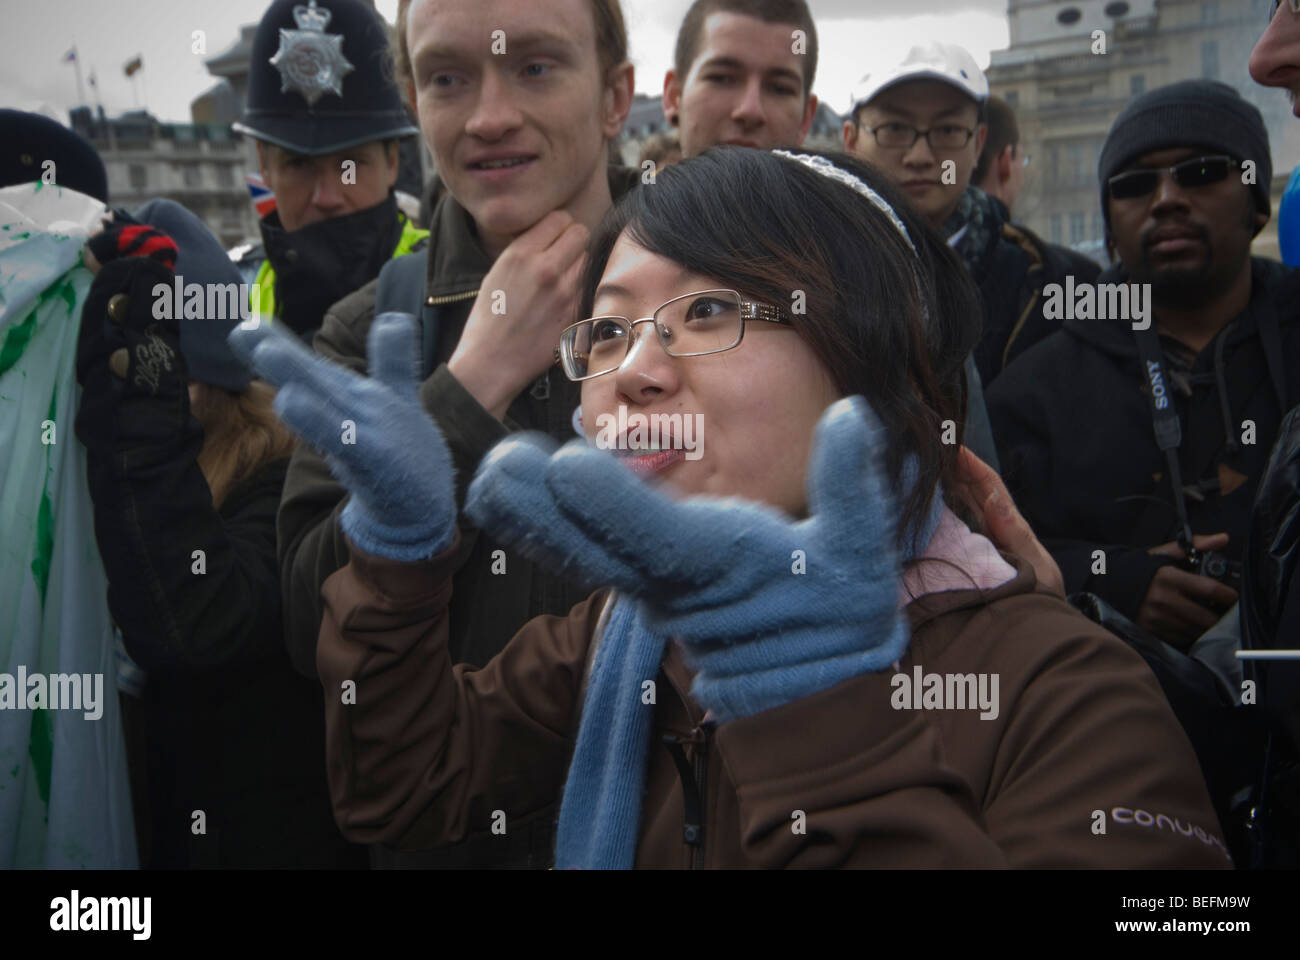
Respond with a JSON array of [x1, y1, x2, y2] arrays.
[[1133, 323, 1196, 554]]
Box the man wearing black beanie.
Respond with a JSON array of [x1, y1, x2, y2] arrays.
[[0, 109, 107, 203], [989, 79, 1300, 650]]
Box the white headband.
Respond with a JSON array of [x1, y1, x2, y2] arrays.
[[772, 150, 919, 256]]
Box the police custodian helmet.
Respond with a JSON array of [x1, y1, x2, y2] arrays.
[[233, 0, 417, 156]]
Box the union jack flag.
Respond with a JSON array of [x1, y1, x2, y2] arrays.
[[245, 172, 276, 218]]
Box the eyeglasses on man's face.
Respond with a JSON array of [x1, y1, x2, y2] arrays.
[[557, 289, 792, 381], [860, 121, 976, 151], [1107, 155, 1238, 201]]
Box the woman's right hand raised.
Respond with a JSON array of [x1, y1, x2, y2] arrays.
[[229, 313, 456, 562]]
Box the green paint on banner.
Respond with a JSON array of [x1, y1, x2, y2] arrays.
[[0, 311, 38, 377], [37, 276, 77, 315], [56, 278, 76, 313], [0, 277, 80, 376], [33, 179, 43, 194], [29, 709, 52, 806], [31, 389, 56, 601], [31, 489, 53, 601]]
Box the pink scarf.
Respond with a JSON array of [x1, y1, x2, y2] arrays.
[[901, 506, 1018, 603]]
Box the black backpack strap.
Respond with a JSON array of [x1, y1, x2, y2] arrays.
[[375, 252, 441, 377]]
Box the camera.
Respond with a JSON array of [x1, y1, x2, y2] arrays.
[[1186, 549, 1242, 590]]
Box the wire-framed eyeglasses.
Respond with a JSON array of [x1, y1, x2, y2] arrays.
[[557, 289, 792, 381], [859, 121, 976, 151]]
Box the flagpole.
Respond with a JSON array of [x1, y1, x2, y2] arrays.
[[70, 45, 86, 108]]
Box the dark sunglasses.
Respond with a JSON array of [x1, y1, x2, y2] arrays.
[[1107, 155, 1238, 201]]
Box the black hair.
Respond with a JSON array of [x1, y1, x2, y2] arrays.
[[578, 147, 983, 553], [973, 96, 1018, 185]]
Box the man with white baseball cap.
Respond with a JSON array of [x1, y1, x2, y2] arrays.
[[844, 42, 1099, 390]]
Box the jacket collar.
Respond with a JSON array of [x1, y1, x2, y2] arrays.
[[421, 166, 643, 300], [904, 554, 1042, 633]]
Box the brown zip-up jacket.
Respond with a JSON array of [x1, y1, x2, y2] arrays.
[[319, 539, 1233, 869]]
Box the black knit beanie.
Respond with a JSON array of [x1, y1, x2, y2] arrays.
[[0, 109, 108, 203], [1098, 80, 1271, 229]]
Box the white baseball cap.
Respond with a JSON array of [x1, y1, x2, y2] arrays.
[[850, 42, 989, 114]]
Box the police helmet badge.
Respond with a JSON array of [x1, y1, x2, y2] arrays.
[[269, 1, 354, 107]]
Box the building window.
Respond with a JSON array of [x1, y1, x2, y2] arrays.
[[1005, 90, 1019, 107], [129, 164, 147, 189], [1131, 74, 1145, 96], [1050, 213, 1063, 244], [1070, 212, 1086, 245], [217, 165, 234, 188], [1092, 213, 1104, 243], [1202, 40, 1220, 80], [1047, 146, 1060, 187], [1202, 1, 1219, 23], [1066, 144, 1084, 187], [183, 165, 201, 188]]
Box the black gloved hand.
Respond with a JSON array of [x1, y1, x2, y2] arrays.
[[75, 254, 193, 452]]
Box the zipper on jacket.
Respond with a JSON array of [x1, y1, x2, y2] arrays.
[[426, 288, 479, 306], [662, 730, 703, 867], [691, 725, 709, 870], [662, 724, 711, 868]]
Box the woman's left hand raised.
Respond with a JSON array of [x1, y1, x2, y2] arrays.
[[467, 396, 917, 722]]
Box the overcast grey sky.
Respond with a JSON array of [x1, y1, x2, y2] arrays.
[[0, 0, 1009, 123]]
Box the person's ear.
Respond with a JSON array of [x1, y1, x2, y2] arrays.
[[997, 145, 1014, 187], [663, 69, 682, 127], [797, 92, 818, 146], [385, 142, 400, 188], [973, 122, 989, 160], [1253, 208, 1269, 237], [602, 61, 635, 140], [842, 118, 859, 153], [256, 141, 272, 184]]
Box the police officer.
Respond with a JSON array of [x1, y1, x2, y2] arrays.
[[233, 0, 427, 337]]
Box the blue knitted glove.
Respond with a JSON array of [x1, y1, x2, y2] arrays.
[[468, 397, 937, 722], [228, 313, 455, 561]]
